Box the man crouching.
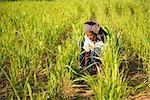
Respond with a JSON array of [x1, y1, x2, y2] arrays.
[[80, 21, 108, 74]]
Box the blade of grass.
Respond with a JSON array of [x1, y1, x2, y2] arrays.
[[1, 66, 20, 100]]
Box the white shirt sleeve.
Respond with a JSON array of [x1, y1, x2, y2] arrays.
[[83, 35, 94, 52], [95, 41, 104, 48]]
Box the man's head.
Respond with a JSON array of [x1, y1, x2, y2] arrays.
[[84, 21, 100, 35], [84, 21, 100, 42]]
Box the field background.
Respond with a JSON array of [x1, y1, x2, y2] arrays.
[[0, 0, 150, 99]]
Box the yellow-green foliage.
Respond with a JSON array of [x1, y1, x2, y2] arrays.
[[0, 0, 149, 99]]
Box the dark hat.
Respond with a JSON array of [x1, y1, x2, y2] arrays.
[[84, 21, 100, 34]]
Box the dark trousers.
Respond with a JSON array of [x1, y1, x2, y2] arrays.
[[80, 47, 101, 73]]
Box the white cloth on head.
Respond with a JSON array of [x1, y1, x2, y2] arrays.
[[84, 23, 100, 34], [91, 24, 100, 34], [84, 24, 93, 33]]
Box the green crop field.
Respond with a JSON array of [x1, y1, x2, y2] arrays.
[[0, 0, 150, 99]]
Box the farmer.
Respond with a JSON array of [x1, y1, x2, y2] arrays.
[[80, 21, 108, 74]]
